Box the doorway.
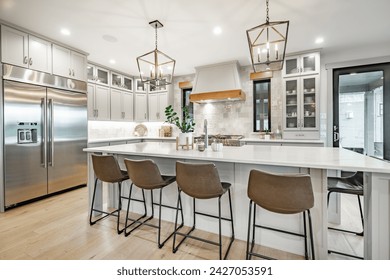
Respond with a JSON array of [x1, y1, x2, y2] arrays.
[[333, 63, 390, 160]]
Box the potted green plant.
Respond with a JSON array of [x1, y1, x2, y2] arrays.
[[164, 105, 195, 144]]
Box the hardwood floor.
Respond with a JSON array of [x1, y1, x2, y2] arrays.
[[0, 187, 362, 260]]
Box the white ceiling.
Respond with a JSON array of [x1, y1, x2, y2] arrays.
[[1, 0, 390, 76]]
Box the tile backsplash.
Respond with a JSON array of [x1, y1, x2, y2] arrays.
[[173, 65, 284, 138]]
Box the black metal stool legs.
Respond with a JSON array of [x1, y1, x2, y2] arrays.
[[327, 192, 364, 236], [327, 192, 363, 259], [89, 178, 123, 234], [124, 183, 149, 237], [307, 209, 315, 260], [172, 189, 235, 260], [124, 184, 184, 249], [156, 188, 184, 248], [246, 200, 315, 260]]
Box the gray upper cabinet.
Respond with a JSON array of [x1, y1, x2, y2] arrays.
[[110, 88, 133, 121], [52, 44, 87, 81], [148, 92, 168, 121], [1, 25, 52, 73], [88, 83, 111, 121]]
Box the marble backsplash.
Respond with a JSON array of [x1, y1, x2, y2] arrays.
[[173, 65, 284, 138]]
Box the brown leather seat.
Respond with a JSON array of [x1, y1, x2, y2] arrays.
[[89, 154, 131, 234], [246, 169, 315, 260], [123, 158, 183, 248], [173, 161, 235, 260]]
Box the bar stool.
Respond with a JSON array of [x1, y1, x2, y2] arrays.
[[123, 158, 184, 248], [327, 171, 364, 259], [173, 161, 235, 260], [89, 154, 136, 234], [246, 169, 315, 260]]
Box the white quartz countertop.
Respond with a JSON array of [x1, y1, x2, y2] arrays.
[[83, 142, 390, 173], [241, 138, 325, 144], [88, 136, 176, 144]]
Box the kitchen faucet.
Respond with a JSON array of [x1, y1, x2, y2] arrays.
[[204, 119, 208, 149]]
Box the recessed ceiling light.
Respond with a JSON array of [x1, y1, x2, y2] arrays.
[[315, 37, 324, 44], [61, 28, 71, 36], [109, 59, 116, 64], [213, 26, 222, 35]]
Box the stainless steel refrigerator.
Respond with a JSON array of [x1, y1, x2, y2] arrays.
[[1, 64, 87, 210]]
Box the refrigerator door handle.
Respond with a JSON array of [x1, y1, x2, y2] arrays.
[[48, 98, 54, 167], [41, 97, 47, 168]]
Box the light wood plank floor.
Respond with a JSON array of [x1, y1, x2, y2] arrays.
[[0, 187, 362, 260]]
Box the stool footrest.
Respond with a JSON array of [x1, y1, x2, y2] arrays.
[[328, 226, 364, 236], [90, 208, 119, 225], [194, 211, 233, 223], [328, 249, 364, 259], [256, 224, 305, 238]]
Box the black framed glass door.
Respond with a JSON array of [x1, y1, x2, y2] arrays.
[[333, 63, 390, 160]]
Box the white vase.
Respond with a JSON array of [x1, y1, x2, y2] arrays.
[[178, 132, 193, 145]]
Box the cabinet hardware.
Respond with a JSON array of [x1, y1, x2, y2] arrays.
[[23, 56, 28, 64], [69, 69, 72, 76], [29, 58, 33, 66], [72, 69, 75, 76]]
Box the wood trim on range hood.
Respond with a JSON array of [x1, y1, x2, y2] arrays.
[[190, 60, 245, 103], [190, 89, 246, 103]]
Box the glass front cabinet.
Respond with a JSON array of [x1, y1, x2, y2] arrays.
[[87, 64, 110, 86], [111, 72, 133, 92], [283, 75, 320, 139], [283, 52, 320, 78]]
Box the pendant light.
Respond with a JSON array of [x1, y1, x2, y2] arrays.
[[136, 20, 176, 90], [246, 0, 289, 72]]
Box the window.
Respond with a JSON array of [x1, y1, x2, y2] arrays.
[[253, 79, 271, 132], [182, 88, 194, 121]]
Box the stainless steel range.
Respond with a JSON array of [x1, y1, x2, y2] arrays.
[[194, 134, 244, 146]]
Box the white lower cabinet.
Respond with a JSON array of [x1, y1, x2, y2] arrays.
[[148, 92, 168, 121], [110, 88, 133, 121], [134, 93, 148, 122], [88, 84, 110, 120]]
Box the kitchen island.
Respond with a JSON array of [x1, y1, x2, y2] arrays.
[[84, 142, 390, 259]]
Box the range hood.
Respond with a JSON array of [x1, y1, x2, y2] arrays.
[[190, 61, 245, 103]]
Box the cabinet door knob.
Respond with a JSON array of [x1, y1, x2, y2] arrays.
[[69, 69, 72, 76], [23, 56, 28, 64], [72, 69, 75, 76], [29, 58, 33, 66]]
